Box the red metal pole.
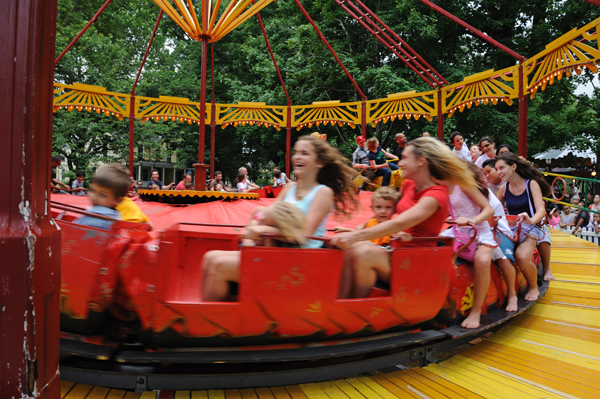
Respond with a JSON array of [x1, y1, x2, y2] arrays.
[[254, 5, 292, 105], [294, 0, 367, 101], [1, 0, 61, 397], [335, 0, 446, 88], [129, 96, 135, 176], [437, 89, 444, 139], [518, 64, 528, 157], [55, 0, 113, 64], [286, 106, 292, 177], [417, 0, 525, 62], [583, 0, 600, 5], [362, 100, 367, 136], [194, 36, 209, 191], [129, 11, 163, 177], [210, 44, 216, 180]]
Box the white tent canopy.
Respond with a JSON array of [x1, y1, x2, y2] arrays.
[[533, 146, 596, 164]]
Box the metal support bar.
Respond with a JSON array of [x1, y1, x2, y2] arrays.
[[335, 0, 446, 88], [254, 2, 292, 106], [417, 0, 525, 62], [294, 0, 367, 101], [55, 0, 114, 64], [128, 10, 163, 177], [361, 99, 367, 136]]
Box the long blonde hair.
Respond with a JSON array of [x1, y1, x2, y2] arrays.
[[266, 202, 307, 245], [409, 137, 477, 192]]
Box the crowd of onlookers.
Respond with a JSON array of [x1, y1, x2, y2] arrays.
[[52, 156, 293, 197]]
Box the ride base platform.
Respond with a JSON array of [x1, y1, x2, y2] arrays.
[[60, 229, 600, 398]]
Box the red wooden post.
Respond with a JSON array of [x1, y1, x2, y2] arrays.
[[518, 64, 528, 157], [362, 100, 367, 137], [129, 95, 136, 176], [194, 36, 209, 191], [0, 0, 61, 397], [286, 106, 292, 177], [437, 89, 444, 139]]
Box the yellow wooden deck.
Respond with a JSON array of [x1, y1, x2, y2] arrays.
[[61, 230, 600, 399]]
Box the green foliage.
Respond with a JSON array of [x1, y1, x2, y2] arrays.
[[53, 0, 600, 177]]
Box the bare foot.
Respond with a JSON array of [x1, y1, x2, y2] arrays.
[[524, 288, 539, 301], [461, 310, 481, 329], [544, 269, 555, 282], [505, 295, 518, 312]]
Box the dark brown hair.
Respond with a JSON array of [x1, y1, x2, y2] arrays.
[[496, 152, 551, 197], [297, 135, 358, 217]]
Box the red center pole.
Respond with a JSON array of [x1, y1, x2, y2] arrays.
[[194, 36, 209, 191], [437, 89, 444, 139]]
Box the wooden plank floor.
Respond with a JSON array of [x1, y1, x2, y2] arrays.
[[61, 230, 600, 399]]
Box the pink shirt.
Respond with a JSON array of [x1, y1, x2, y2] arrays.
[[175, 181, 187, 190]]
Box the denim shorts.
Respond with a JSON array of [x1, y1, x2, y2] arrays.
[[492, 233, 516, 262], [515, 224, 552, 245]]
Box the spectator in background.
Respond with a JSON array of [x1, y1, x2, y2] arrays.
[[135, 181, 143, 194], [482, 159, 503, 196], [497, 144, 513, 155], [475, 137, 497, 168], [272, 166, 292, 187], [237, 173, 253, 192], [569, 183, 579, 200], [210, 171, 226, 191], [71, 171, 87, 196], [572, 205, 590, 236], [470, 145, 483, 163], [51, 155, 70, 193], [238, 167, 260, 190], [422, 132, 431, 137], [395, 133, 407, 160], [147, 170, 174, 190], [559, 205, 576, 228], [176, 173, 193, 190], [450, 131, 472, 162]]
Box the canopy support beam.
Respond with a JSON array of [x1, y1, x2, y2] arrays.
[[55, 0, 114, 64], [129, 10, 163, 177]]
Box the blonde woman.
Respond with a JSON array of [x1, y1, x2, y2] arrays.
[[332, 138, 478, 299]]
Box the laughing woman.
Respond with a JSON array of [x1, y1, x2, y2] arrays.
[[495, 153, 553, 300], [201, 135, 357, 302]]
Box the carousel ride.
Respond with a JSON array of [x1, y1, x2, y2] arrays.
[[51, 0, 600, 391]]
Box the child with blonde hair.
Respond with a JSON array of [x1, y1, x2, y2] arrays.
[[254, 202, 307, 247], [336, 187, 410, 246]]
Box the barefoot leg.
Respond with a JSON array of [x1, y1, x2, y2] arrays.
[[538, 241, 554, 281], [497, 258, 518, 312], [515, 238, 539, 301], [202, 251, 241, 302], [351, 243, 390, 298], [461, 245, 492, 329]]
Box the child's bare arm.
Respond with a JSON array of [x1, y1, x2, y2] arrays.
[[334, 226, 354, 233]]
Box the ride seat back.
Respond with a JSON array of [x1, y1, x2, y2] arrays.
[[239, 246, 344, 336], [159, 223, 242, 303]]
